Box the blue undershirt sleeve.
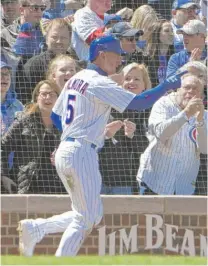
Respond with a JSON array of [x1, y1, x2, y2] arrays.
[[126, 71, 186, 111], [51, 111, 62, 132]]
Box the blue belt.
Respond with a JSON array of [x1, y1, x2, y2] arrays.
[[65, 137, 98, 150]]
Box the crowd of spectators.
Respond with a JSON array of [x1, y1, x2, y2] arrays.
[[1, 0, 207, 195]]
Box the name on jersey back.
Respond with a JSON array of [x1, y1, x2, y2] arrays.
[[67, 79, 89, 95]]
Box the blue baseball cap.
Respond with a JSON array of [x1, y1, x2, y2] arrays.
[[172, 0, 200, 10], [0, 61, 12, 69], [89, 35, 121, 62], [107, 22, 144, 38], [104, 14, 122, 26]]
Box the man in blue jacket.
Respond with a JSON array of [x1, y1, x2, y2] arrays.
[[167, 19, 207, 78], [171, 0, 200, 53]]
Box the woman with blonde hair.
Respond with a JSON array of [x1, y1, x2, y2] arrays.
[[122, 63, 152, 94], [46, 54, 77, 91], [99, 63, 151, 195], [131, 5, 158, 51], [1, 80, 66, 194]]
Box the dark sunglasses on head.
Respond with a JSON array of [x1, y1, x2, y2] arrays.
[[122, 36, 138, 42], [22, 4, 46, 12]]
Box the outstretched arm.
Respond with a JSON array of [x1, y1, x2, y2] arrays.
[[126, 71, 187, 112]]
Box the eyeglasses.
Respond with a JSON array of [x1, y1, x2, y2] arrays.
[[122, 37, 138, 42], [22, 4, 46, 12], [178, 6, 199, 13], [39, 92, 58, 99]]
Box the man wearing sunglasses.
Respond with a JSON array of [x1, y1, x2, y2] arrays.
[[1, 0, 45, 50], [107, 21, 144, 54], [171, 0, 200, 53]]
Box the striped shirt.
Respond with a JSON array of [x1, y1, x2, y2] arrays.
[[137, 93, 208, 195], [71, 6, 105, 61]]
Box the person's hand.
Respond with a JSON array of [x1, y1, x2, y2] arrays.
[[50, 149, 57, 166], [2, 176, 17, 193], [184, 96, 204, 119], [105, 120, 123, 138], [189, 48, 202, 61], [123, 119, 136, 138], [64, 14, 74, 24], [195, 99, 205, 122], [116, 7, 133, 20], [64, 0, 83, 10]]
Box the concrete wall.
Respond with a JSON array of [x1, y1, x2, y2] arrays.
[[1, 195, 207, 256]]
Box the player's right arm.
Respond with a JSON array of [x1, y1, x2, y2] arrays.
[[90, 71, 187, 114]]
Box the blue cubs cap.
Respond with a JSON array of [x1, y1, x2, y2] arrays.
[[0, 61, 12, 69], [89, 35, 121, 62], [107, 22, 144, 38], [104, 14, 122, 26], [172, 0, 200, 10]]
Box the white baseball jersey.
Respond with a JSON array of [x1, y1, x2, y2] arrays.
[[48, 67, 136, 256], [53, 68, 135, 148], [137, 93, 208, 195], [71, 6, 105, 61]]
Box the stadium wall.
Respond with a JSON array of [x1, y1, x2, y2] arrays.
[[1, 195, 207, 256]]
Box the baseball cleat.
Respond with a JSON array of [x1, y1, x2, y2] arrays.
[[17, 219, 37, 257]]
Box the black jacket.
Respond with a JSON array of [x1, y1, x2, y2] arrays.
[[20, 50, 58, 104], [1, 111, 66, 194], [99, 108, 150, 192]]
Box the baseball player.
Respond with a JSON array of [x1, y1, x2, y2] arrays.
[[18, 35, 186, 257]]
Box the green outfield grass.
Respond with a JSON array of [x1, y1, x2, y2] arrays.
[[1, 255, 207, 265]]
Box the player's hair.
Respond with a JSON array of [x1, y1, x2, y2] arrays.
[[25, 80, 60, 114], [181, 74, 205, 92], [179, 61, 207, 85], [45, 18, 72, 38], [122, 63, 152, 90], [46, 54, 76, 81], [131, 5, 158, 44]]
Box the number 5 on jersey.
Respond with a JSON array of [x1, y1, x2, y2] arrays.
[[66, 94, 76, 124]]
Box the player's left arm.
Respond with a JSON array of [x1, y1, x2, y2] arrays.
[[51, 89, 65, 132], [126, 71, 187, 112]]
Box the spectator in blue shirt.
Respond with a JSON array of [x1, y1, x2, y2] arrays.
[[167, 19, 207, 78], [0, 61, 24, 136], [12, 21, 45, 59], [171, 0, 200, 53]]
